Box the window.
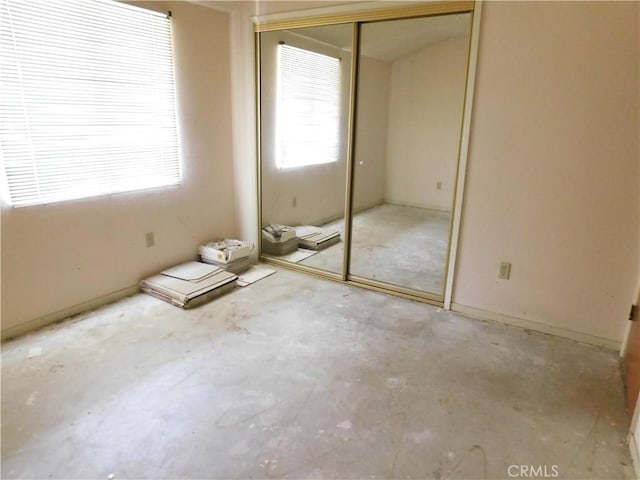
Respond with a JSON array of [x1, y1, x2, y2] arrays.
[[275, 43, 341, 169], [0, 0, 180, 207]]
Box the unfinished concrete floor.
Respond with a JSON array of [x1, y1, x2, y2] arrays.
[[300, 204, 450, 295], [1, 268, 633, 479]]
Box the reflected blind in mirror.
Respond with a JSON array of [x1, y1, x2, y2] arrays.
[[275, 44, 340, 169]]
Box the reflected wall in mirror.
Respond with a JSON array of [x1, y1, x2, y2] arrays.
[[259, 25, 353, 275], [350, 13, 472, 295]]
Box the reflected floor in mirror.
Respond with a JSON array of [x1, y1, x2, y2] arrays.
[[300, 204, 450, 294]]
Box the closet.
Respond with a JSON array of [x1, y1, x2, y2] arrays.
[[256, 2, 480, 306]]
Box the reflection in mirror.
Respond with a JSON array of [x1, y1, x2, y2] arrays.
[[350, 14, 472, 295], [259, 25, 353, 275]]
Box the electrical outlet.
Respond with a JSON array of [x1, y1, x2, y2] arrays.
[[292, 196, 297, 208], [145, 232, 155, 248], [499, 261, 511, 280], [436, 181, 442, 190]]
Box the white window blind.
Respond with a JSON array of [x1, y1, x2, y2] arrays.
[[0, 0, 181, 207], [275, 43, 341, 169]]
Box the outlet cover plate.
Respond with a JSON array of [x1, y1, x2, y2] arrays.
[[499, 261, 511, 280]]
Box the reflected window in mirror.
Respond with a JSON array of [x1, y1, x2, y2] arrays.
[[275, 44, 341, 169], [259, 24, 353, 276]]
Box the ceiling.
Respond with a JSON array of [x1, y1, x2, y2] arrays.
[[291, 13, 471, 63]]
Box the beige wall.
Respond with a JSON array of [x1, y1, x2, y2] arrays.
[[352, 55, 390, 212], [632, 0, 640, 459], [452, 1, 640, 342], [0, 1, 236, 332], [633, 2, 640, 458], [385, 37, 469, 211], [230, 1, 259, 257]]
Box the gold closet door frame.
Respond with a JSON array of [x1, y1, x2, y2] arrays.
[[256, 1, 477, 307], [254, 1, 474, 32]]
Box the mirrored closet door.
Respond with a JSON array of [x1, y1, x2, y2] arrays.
[[259, 24, 353, 277], [257, 1, 478, 304], [349, 13, 472, 297]]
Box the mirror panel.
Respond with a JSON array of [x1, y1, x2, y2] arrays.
[[350, 14, 472, 295], [259, 25, 353, 275]]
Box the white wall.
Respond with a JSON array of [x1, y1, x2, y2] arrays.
[[385, 37, 469, 211], [452, 1, 640, 342], [0, 1, 236, 334]]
